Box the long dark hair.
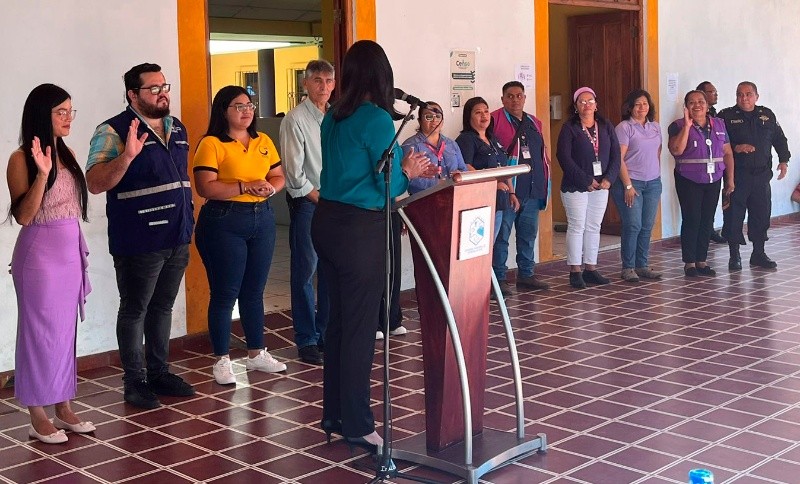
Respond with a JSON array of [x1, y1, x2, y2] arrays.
[[331, 40, 401, 121], [204, 85, 258, 141], [14, 84, 88, 221], [621, 89, 656, 122], [460, 97, 495, 137]]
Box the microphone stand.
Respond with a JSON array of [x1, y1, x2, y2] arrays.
[[370, 102, 439, 484]]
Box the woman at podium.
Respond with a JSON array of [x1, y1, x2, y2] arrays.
[[455, 97, 513, 242], [311, 40, 432, 453]]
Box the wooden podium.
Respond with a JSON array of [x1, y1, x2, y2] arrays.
[[392, 166, 547, 483]]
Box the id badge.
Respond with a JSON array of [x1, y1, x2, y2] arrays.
[[593, 161, 602, 176], [706, 162, 715, 174], [521, 145, 532, 160]]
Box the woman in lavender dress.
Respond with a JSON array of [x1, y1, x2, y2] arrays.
[[7, 84, 93, 444]]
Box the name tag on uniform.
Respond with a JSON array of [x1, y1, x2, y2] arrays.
[[593, 161, 602, 176], [707, 162, 716, 174], [521, 145, 531, 160]]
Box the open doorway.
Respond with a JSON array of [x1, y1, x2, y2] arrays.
[[547, 2, 643, 259], [206, 0, 329, 314]]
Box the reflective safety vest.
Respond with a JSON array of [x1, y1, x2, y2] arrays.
[[104, 108, 194, 256]]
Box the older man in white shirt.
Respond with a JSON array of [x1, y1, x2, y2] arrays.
[[280, 59, 335, 365]]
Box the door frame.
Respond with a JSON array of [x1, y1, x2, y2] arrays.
[[535, 0, 660, 262]]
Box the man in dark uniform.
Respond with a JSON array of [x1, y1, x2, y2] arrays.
[[718, 81, 790, 270], [697, 81, 726, 243]]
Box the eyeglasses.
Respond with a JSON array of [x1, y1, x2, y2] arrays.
[[137, 84, 171, 95], [422, 113, 443, 122], [52, 109, 77, 120], [577, 99, 597, 106], [229, 102, 257, 113]]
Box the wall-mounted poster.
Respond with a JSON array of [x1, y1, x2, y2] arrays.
[[450, 50, 476, 108]]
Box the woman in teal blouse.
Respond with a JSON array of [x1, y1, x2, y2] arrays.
[[311, 40, 431, 454]]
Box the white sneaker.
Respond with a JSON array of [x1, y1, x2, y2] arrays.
[[213, 356, 236, 385], [376, 331, 385, 340], [389, 326, 408, 336], [246, 349, 287, 373]]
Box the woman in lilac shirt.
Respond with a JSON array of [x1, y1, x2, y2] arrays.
[[611, 89, 663, 282]]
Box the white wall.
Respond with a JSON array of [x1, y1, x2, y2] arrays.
[[658, 0, 800, 237], [377, 0, 536, 287], [0, 0, 183, 372]]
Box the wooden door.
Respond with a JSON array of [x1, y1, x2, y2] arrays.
[[568, 11, 640, 235]]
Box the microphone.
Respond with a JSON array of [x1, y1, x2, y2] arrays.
[[394, 88, 428, 109]]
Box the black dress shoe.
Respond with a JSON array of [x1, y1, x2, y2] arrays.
[[344, 436, 380, 455], [710, 231, 727, 244], [582, 270, 610, 285], [320, 419, 342, 443], [729, 257, 742, 271], [684, 266, 699, 277], [750, 252, 778, 269], [147, 372, 195, 397], [569, 272, 586, 289], [299, 345, 323, 365], [124, 380, 161, 409], [696, 265, 716, 276]]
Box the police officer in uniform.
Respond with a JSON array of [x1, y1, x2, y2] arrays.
[[718, 81, 790, 270], [697, 81, 726, 244]]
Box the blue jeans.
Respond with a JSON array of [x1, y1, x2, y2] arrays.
[[288, 195, 329, 348], [610, 178, 662, 269], [195, 200, 276, 356], [114, 244, 189, 384], [493, 198, 541, 281]]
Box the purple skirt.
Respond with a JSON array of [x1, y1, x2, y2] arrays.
[[12, 218, 91, 407]]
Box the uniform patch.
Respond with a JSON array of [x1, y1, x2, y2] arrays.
[[729, 119, 744, 124]]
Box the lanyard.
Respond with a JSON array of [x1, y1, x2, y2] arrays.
[[692, 118, 714, 162], [582, 124, 600, 161], [424, 139, 445, 162]]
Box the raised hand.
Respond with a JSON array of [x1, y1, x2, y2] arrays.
[[31, 136, 52, 176], [683, 107, 691, 125], [123, 118, 148, 163]]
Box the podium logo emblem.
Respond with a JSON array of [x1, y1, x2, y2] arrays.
[[468, 217, 486, 246]]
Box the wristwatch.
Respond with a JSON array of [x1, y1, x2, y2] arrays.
[[625, 184, 633, 190]]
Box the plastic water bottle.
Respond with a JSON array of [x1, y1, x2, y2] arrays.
[[689, 469, 714, 484]]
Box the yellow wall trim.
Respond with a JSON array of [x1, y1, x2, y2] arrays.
[[177, 0, 212, 334]]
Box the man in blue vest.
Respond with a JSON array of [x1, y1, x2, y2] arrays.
[[86, 63, 195, 409]]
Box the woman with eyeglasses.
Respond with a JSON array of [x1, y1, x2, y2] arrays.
[[456, 97, 512, 242], [193, 85, 288, 385], [311, 40, 432, 454], [610, 89, 663, 283], [374, 102, 468, 339], [7, 84, 93, 444], [556, 87, 621, 289], [402, 102, 467, 193], [668, 90, 734, 277]]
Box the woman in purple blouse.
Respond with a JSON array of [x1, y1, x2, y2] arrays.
[[667, 90, 735, 277]]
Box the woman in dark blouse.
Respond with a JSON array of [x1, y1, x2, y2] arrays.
[[556, 87, 621, 289], [456, 97, 513, 241]]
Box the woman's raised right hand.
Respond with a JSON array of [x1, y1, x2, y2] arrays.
[[31, 136, 52, 176]]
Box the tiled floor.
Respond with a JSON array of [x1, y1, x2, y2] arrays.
[[2, 215, 800, 483]]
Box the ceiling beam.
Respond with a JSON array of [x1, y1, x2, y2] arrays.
[[209, 17, 322, 37]]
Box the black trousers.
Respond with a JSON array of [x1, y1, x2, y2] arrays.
[[114, 244, 190, 384], [674, 172, 721, 264], [311, 199, 385, 438], [722, 166, 773, 245], [378, 211, 403, 331]]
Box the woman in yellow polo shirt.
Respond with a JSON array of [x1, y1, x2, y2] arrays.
[[193, 85, 287, 384]]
